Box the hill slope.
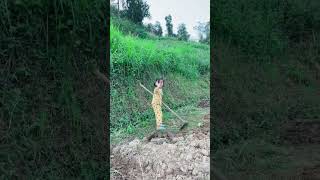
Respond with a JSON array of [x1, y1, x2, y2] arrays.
[[110, 21, 210, 142]]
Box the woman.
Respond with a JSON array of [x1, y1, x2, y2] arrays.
[[152, 79, 165, 130]]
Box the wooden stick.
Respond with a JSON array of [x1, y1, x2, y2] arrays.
[[139, 83, 187, 124]]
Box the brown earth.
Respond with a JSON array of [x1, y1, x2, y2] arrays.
[[111, 116, 320, 180], [111, 114, 210, 180]]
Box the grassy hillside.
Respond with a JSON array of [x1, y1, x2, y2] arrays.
[[1, 0, 108, 178], [212, 0, 320, 178], [110, 20, 210, 141]]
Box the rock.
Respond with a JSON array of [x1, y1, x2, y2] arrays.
[[190, 141, 198, 147], [111, 125, 210, 180], [158, 169, 165, 177], [166, 175, 173, 179], [198, 162, 209, 173], [128, 139, 140, 146], [202, 156, 209, 163], [160, 162, 167, 170], [186, 153, 193, 161], [146, 165, 151, 171], [200, 149, 209, 156], [176, 175, 184, 180], [192, 168, 199, 175], [180, 165, 188, 173], [166, 167, 173, 174]]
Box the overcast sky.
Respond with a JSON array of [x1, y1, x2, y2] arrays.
[[142, 0, 210, 41]]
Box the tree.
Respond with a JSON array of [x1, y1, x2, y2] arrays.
[[165, 15, 173, 37], [145, 22, 162, 37], [122, 0, 150, 24], [146, 23, 155, 33], [194, 21, 210, 44], [153, 21, 163, 37], [177, 23, 190, 41]]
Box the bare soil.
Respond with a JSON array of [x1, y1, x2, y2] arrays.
[[111, 114, 210, 180]]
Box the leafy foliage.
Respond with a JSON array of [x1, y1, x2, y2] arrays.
[[146, 23, 155, 33], [0, 0, 108, 178], [177, 23, 190, 41], [213, 0, 320, 148], [153, 21, 163, 37], [165, 14, 174, 37], [212, 0, 320, 177], [121, 0, 150, 24], [111, 16, 149, 38], [213, 0, 320, 58], [145, 21, 163, 37], [194, 21, 210, 44]]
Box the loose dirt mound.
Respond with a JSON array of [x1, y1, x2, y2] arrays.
[[281, 120, 320, 144], [111, 129, 210, 180]]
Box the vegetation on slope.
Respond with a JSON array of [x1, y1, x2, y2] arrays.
[[1, 0, 108, 178], [110, 19, 210, 140], [212, 0, 320, 178]]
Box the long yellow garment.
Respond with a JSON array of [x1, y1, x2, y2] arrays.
[[151, 87, 163, 129]]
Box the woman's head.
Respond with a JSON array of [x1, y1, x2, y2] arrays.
[[154, 79, 164, 88]]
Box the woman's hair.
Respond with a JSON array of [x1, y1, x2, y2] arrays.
[[154, 78, 164, 87]]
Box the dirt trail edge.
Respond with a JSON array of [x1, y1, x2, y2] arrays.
[[111, 114, 210, 180]]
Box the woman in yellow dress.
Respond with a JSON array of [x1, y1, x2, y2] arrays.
[[151, 79, 165, 130]]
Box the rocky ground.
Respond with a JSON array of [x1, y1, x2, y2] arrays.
[[110, 114, 320, 180], [111, 113, 210, 180]]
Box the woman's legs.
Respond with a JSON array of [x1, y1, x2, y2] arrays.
[[153, 105, 162, 129]]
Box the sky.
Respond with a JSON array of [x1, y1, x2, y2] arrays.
[[142, 0, 210, 41]]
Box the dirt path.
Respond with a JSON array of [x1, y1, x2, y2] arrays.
[[111, 107, 210, 180]]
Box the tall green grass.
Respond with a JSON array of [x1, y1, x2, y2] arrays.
[[1, 0, 108, 178], [213, 0, 320, 58], [212, 0, 320, 149], [110, 22, 210, 136], [212, 0, 320, 178], [111, 23, 209, 78]]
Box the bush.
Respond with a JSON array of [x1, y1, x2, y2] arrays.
[[111, 16, 149, 38]]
